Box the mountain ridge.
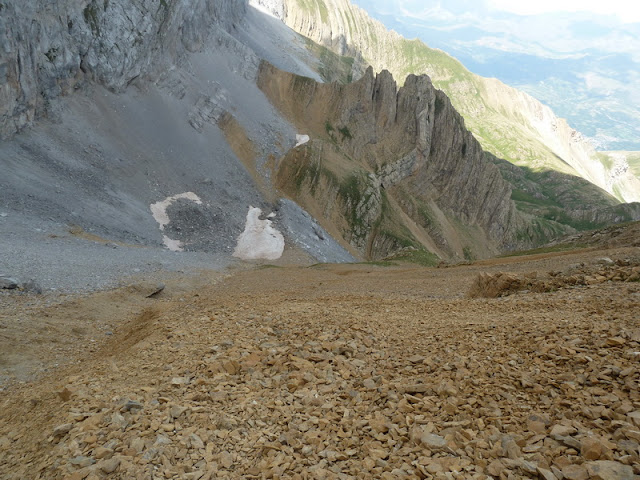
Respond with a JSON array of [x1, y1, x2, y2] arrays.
[[1, 0, 638, 281], [268, 0, 640, 204], [258, 61, 532, 260]]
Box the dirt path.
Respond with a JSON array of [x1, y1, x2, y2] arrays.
[[0, 247, 639, 479]]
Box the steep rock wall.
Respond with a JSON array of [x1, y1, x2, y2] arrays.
[[0, 0, 247, 139], [259, 62, 538, 259], [274, 0, 640, 204]]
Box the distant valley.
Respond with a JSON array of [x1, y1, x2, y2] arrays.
[[350, 1, 640, 152]]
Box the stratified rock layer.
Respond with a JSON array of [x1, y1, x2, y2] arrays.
[[259, 62, 537, 259]]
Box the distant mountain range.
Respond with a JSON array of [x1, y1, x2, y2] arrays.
[[351, 0, 640, 151]]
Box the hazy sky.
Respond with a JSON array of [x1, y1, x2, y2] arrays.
[[487, 0, 640, 23], [363, 0, 640, 24], [354, 0, 640, 61]]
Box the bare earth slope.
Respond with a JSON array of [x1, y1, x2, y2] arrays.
[[1, 232, 639, 479]]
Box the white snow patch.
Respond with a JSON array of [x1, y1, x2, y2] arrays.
[[295, 134, 310, 147], [162, 235, 184, 252], [233, 206, 285, 261], [150, 192, 202, 230], [150, 192, 202, 252]]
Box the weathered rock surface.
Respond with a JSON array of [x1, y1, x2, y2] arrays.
[[468, 256, 640, 298], [0, 0, 247, 139], [259, 62, 537, 259], [0, 276, 19, 290]]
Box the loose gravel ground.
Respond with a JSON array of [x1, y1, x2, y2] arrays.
[[1, 244, 639, 479], [0, 220, 234, 294]]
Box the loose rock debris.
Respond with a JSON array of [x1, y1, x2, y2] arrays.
[[469, 258, 640, 298], [1, 250, 639, 479]]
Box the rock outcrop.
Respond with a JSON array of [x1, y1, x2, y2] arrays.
[[274, 0, 640, 204], [259, 62, 539, 260], [0, 0, 247, 139]]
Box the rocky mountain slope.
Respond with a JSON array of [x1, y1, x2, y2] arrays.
[[1, 0, 639, 290], [0, 0, 358, 288], [258, 63, 534, 260], [271, 0, 640, 205]]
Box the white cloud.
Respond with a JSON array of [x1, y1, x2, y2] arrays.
[[487, 0, 640, 23], [465, 36, 574, 59]]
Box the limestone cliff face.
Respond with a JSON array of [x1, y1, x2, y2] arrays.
[[259, 62, 539, 259], [0, 0, 247, 139], [274, 0, 640, 204]]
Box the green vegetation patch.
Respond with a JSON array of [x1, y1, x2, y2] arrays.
[[626, 153, 640, 177], [338, 126, 352, 140], [83, 3, 100, 35], [397, 38, 472, 88], [540, 209, 599, 232], [289, 149, 341, 196], [386, 248, 440, 267], [338, 173, 369, 230], [324, 120, 337, 143], [316, 0, 329, 23], [295, 0, 329, 23], [501, 243, 589, 257], [463, 246, 475, 262]]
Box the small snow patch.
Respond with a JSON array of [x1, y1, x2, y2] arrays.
[[150, 192, 202, 252], [150, 192, 202, 230], [162, 235, 184, 253], [295, 134, 310, 147], [233, 207, 285, 261]]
